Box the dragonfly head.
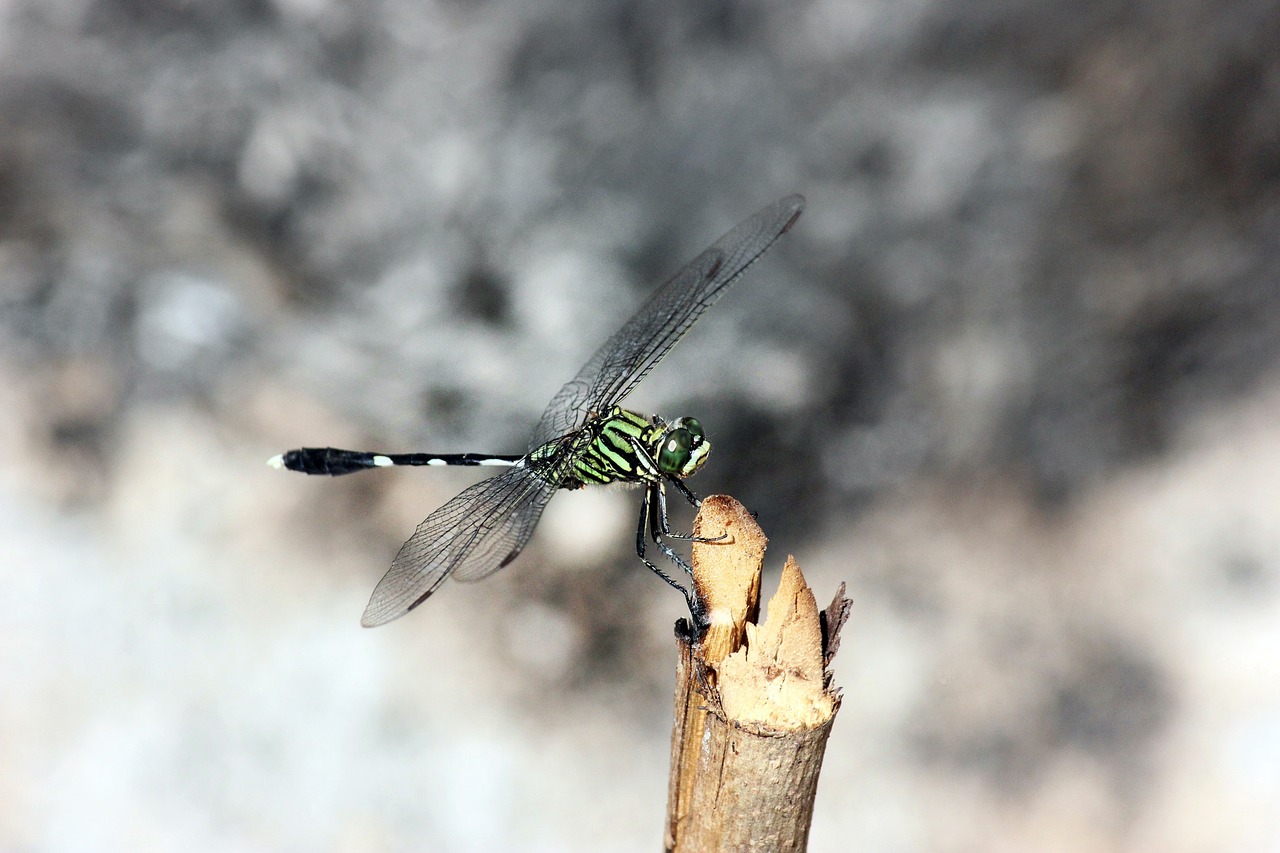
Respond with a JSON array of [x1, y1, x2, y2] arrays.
[[656, 417, 710, 479]]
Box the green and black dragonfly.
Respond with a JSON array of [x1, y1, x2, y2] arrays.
[[270, 194, 804, 627]]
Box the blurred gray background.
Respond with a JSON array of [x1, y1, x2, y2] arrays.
[[2, 0, 1279, 849]]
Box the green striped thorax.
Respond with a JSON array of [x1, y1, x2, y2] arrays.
[[529, 406, 711, 489]]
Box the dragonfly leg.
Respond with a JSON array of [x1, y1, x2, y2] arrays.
[[660, 476, 729, 545], [635, 486, 705, 624], [669, 477, 701, 507], [647, 482, 699, 576]]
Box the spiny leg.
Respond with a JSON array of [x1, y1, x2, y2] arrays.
[[658, 476, 729, 545], [635, 485, 703, 623], [635, 484, 690, 580], [668, 475, 759, 526], [647, 481, 694, 575], [669, 477, 701, 507]]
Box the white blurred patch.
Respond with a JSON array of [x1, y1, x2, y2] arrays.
[[741, 344, 814, 412], [135, 272, 247, 372], [513, 247, 627, 352], [931, 328, 1033, 463], [504, 601, 580, 680], [894, 95, 996, 221], [237, 111, 328, 207], [537, 486, 634, 570]]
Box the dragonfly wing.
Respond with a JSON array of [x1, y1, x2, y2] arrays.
[[528, 194, 804, 450], [360, 465, 557, 627]]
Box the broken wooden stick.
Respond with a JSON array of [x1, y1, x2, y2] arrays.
[[665, 495, 851, 852]]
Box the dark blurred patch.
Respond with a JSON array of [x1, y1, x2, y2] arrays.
[[0, 80, 137, 161], [222, 176, 350, 309], [507, 5, 657, 101], [1006, 251, 1280, 507], [24, 359, 130, 507], [562, 570, 645, 685], [506, 0, 772, 103], [415, 386, 479, 439], [620, 213, 693, 296], [863, 558, 949, 623], [313, 13, 376, 88], [673, 0, 764, 44], [1016, 374, 1121, 508], [45, 415, 113, 507], [1049, 636, 1171, 765], [1117, 297, 1217, 455], [850, 136, 898, 183], [1185, 23, 1280, 201], [451, 264, 511, 326], [1220, 549, 1274, 594], [0, 154, 19, 236], [701, 402, 831, 543], [821, 285, 897, 424], [49, 414, 108, 459], [1120, 282, 1280, 459], [0, 152, 58, 329]]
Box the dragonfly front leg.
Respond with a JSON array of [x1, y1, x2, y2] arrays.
[[669, 477, 701, 508], [637, 483, 692, 577], [649, 481, 702, 576], [635, 485, 703, 622], [659, 476, 729, 546]]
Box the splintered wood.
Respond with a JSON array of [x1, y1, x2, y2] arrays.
[[666, 495, 849, 853], [717, 555, 836, 728]]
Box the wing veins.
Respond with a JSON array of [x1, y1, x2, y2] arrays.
[[528, 194, 804, 450], [360, 465, 556, 626]]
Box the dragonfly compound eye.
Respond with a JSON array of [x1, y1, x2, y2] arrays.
[[658, 428, 694, 474], [678, 417, 703, 441]]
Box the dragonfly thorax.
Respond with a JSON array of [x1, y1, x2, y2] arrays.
[[541, 406, 711, 490]]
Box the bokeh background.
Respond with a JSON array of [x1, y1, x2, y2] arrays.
[[3, 0, 1279, 850]]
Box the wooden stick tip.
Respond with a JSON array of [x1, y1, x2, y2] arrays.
[[691, 495, 766, 664]]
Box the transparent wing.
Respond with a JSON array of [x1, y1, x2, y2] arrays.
[[360, 465, 557, 627], [529, 194, 805, 450]]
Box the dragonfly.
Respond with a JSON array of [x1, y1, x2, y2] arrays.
[[270, 194, 804, 627]]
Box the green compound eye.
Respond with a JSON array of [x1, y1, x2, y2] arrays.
[[680, 417, 703, 440], [657, 428, 694, 474]]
